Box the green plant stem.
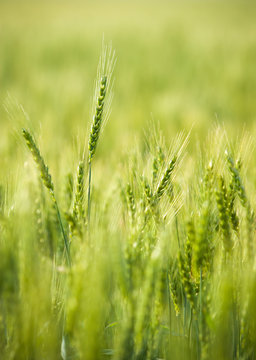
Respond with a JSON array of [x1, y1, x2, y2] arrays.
[[175, 215, 180, 249], [54, 196, 71, 267], [167, 272, 172, 346], [183, 295, 187, 336], [200, 267, 202, 325], [88, 162, 92, 231], [188, 308, 193, 348], [195, 319, 200, 360]]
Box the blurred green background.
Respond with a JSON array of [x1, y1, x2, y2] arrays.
[[1, 0, 256, 176]]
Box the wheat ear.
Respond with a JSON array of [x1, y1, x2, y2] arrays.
[[22, 128, 71, 266], [87, 43, 116, 227]]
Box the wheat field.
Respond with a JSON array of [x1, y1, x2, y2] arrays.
[[1, 1, 256, 359]]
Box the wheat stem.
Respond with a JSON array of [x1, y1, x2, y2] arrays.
[[87, 162, 92, 231]]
